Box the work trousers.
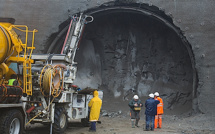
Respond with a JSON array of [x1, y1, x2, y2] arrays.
[[130, 110, 140, 120], [90, 122, 96, 131], [145, 115, 155, 130], [154, 114, 162, 128]]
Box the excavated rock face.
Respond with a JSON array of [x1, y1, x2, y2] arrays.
[[2, 0, 215, 115], [44, 2, 196, 113], [74, 10, 194, 111]]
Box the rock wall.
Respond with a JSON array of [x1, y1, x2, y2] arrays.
[[0, 0, 215, 114], [74, 11, 193, 111]]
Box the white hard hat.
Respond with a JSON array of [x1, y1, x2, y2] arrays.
[[154, 92, 159, 96], [133, 95, 139, 99], [149, 93, 154, 98]]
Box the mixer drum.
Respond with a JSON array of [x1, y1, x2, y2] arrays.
[[0, 19, 14, 63]]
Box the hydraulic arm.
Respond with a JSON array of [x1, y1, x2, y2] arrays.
[[62, 13, 93, 63]]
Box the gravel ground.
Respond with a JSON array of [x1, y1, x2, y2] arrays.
[[26, 113, 215, 134]]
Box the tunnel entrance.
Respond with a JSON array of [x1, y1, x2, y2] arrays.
[[46, 2, 197, 114]]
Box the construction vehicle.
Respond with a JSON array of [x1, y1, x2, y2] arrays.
[[0, 13, 101, 134]]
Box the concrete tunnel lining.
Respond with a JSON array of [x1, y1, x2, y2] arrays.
[[46, 3, 198, 113]]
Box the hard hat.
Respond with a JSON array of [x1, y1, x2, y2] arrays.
[[133, 95, 139, 99], [149, 93, 154, 98], [154, 92, 159, 96]]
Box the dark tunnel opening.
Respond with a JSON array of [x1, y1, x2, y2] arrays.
[[45, 3, 197, 114]]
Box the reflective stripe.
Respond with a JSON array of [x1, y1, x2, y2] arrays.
[[90, 120, 98, 121], [158, 103, 163, 106]]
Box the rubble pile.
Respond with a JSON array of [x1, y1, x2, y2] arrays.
[[101, 110, 126, 118]]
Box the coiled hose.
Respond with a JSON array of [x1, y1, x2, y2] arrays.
[[39, 64, 64, 97], [26, 64, 65, 125]]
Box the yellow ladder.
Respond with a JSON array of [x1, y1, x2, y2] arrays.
[[22, 28, 36, 96], [23, 60, 33, 95], [7, 25, 37, 96]]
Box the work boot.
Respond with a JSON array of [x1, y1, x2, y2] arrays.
[[89, 130, 96, 132], [131, 119, 135, 128], [135, 119, 139, 127], [144, 128, 149, 131]]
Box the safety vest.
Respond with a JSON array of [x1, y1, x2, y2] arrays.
[[155, 97, 163, 114], [8, 79, 17, 86]]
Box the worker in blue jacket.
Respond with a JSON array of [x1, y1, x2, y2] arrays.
[[144, 93, 160, 131]]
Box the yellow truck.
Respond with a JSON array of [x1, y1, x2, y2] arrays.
[[0, 14, 100, 134]]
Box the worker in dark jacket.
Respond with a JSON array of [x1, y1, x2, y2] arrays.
[[128, 95, 143, 128], [145, 93, 160, 131]]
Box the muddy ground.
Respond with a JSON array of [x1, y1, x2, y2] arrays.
[[26, 112, 215, 134], [25, 96, 215, 134]]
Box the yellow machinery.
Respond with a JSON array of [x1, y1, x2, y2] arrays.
[[0, 15, 99, 134], [0, 19, 37, 95]]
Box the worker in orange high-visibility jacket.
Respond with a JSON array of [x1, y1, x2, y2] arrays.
[[88, 90, 102, 132], [154, 92, 163, 128]]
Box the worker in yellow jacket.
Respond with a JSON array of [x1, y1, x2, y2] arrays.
[[154, 92, 164, 128], [88, 90, 102, 132]]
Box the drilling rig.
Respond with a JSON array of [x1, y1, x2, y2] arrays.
[[0, 14, 101, 134]]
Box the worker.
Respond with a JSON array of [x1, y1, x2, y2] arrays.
[[8, 74, 18, 86], [154, 92, 163, 129], [128, 95, 143, 128], [88, 90, 102, 132], [144, 93, 160, 131]]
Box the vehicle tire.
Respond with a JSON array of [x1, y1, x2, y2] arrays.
[[53, 107, 68, 134], [81, 118, 90, 127], [0, 109, 24, 134]]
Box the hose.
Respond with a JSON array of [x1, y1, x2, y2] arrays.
[[25, 97, 55, 126], [40, 64, 65, 97], [39, 64, 52, 97], [27, 64, 65, 125], [61, 19, 73, 54], [43, 68, 53, 93]]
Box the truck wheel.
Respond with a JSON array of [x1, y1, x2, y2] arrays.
[[81, 118, 90, 127], [53, 107, 68, 134], [0, 109, 23, 134]]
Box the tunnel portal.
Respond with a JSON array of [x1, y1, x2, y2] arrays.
[[47, 3, 196, 113]]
